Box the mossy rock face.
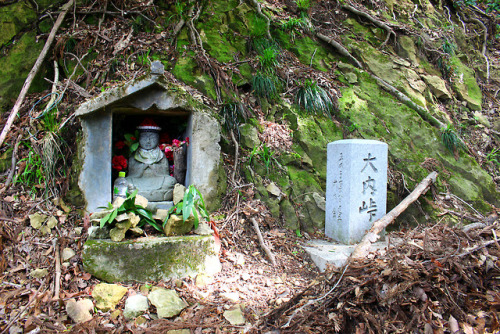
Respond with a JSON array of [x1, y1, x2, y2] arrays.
[[82, 235, 221, 283], [294, 114, 343, 184], [0, 32, 47, 112], [337, 69, 498, 209], [449, 56, 482, 111], [0, 2, 37, 47], [275, 30, 336, 72], [172, 54, 217, 101]]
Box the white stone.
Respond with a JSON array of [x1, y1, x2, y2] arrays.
[[123, 294, 149, 319], [148, 288, 187, 318], [325, 139, 388, 244], [173, 184, 186, 205], [66, 298, 94, 323], [62, 248, 76, 262]]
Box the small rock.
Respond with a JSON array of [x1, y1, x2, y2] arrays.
[[236, 253, 245, 266], [46, 216, 58, 229], [74, 227, 83, 235], [474, 111, 491, 127], [344, 72, 358, 84], [220, 292, 240, 303], [30, 268, 49, 279], [66, 298, 93, 324], [115, 213, 129, 222], [167, 330, 191, 334], [112, 197, 126, 208], [223, 305, 245, 325], [29, 213, 47, 229], [148, 288, 187, 319], [124, 294, 149, 319], [110, 309, 121, 320], [109, 227, 127, 242], [194, 222, 213, 235], [266, 182, 281, 197], [136, 316, 148, 325], [153, 209, 169, 221], [40, 225, 51, 235], [92, 283, 128, 311], [134, 194, 148, 208], [129, 227, 144, 236], [195, 273, 212, 287], [62, 248, 76, 262], [8, 325, 22, 334], [173, 184, 186, 205], [239, 124, 260, 149], [163, 214, 194, 236]]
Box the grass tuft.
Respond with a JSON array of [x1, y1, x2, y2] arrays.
[[294, 79, 334, 117], [252, 72, 280, 100], [441, 124, 465, 153]]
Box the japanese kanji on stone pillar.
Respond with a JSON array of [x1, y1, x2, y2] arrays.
[[325, 139, 388, 244]]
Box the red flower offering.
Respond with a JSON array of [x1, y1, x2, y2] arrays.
[[172, 139, 181, 147], [112, 155, 128, 171], [115, 141, 126, 150]]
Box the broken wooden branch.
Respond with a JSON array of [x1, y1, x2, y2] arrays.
[[0, 0, 74, 149], [350, 171, 438, 259], [250, 217, 277, 266]]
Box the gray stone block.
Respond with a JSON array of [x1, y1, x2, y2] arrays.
[[82, 235, 221, 282], [325, 139, 388, 244]]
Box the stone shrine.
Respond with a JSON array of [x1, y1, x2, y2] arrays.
[[75, 61, 222, 212], [325, 139, 388, 244]]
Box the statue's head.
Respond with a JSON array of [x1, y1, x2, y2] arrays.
[[137, 118, 161, 150]]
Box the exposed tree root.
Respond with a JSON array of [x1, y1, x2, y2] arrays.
[[467, 17, 490, 83], [248, 0, 271, 39], [316, 32, 446, 129], [342, 4, 396, 48], [250, 217, 277, 267], [316, 32, 363, 68]]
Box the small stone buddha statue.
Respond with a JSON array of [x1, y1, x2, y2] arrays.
[[126, 118, 177, 202]]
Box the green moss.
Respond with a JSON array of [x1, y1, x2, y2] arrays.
[[449, 56, 482, 110], [172, 54, 217, 101], [0, 2, 37, 47], [0, 32, 46, 112], [337, 68, 498, 210], [82, 235, 219, 282], [274, 30, 336, 72]]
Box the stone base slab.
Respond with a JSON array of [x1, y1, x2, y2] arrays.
[[82, 235, 221, 283], [303, 239, 388, 271]]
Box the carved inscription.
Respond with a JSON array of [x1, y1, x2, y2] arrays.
[[359, 153, 378, 222]]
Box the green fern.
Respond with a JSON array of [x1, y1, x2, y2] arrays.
[[295, 79, 334, 117]]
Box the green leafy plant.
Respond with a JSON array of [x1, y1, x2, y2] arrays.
[[252, 37, 279, 56], [166, 185, 209, 229], [250, 14, 268, 37], [99, 190, 161, 231], [257, 47, 280, 71], [348, 123, 360, 132], [295, 79, 334, 117], [295, 0, 312, 12], [252, 72, 280, 100], [249, 143, 279, 174], [486, 148, 500, 166], [442, 39, 456, 56], [280, 17, 308, 31], [441, 124, 465, 153], [15, 143, 45, 194]]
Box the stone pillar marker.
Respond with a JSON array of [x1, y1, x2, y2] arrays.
[[325, 139, 388, 244]]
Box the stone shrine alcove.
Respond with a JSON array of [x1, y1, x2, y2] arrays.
[[75, 62, 222, 213]]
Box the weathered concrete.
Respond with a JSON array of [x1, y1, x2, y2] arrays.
[[82, 235, 221, 282], [303, 239, 388, 271]]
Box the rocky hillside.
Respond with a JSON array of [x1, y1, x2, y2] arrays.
[[0, 0, 499, 231]]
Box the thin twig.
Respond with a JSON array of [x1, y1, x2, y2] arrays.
[[53, 239, 61, 301], [230, 130, 239, 185], [0, 134, 22, 194], [282, 264, 349, 328], [0, 0, 74, 149], [250, 217, 277, 266]]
